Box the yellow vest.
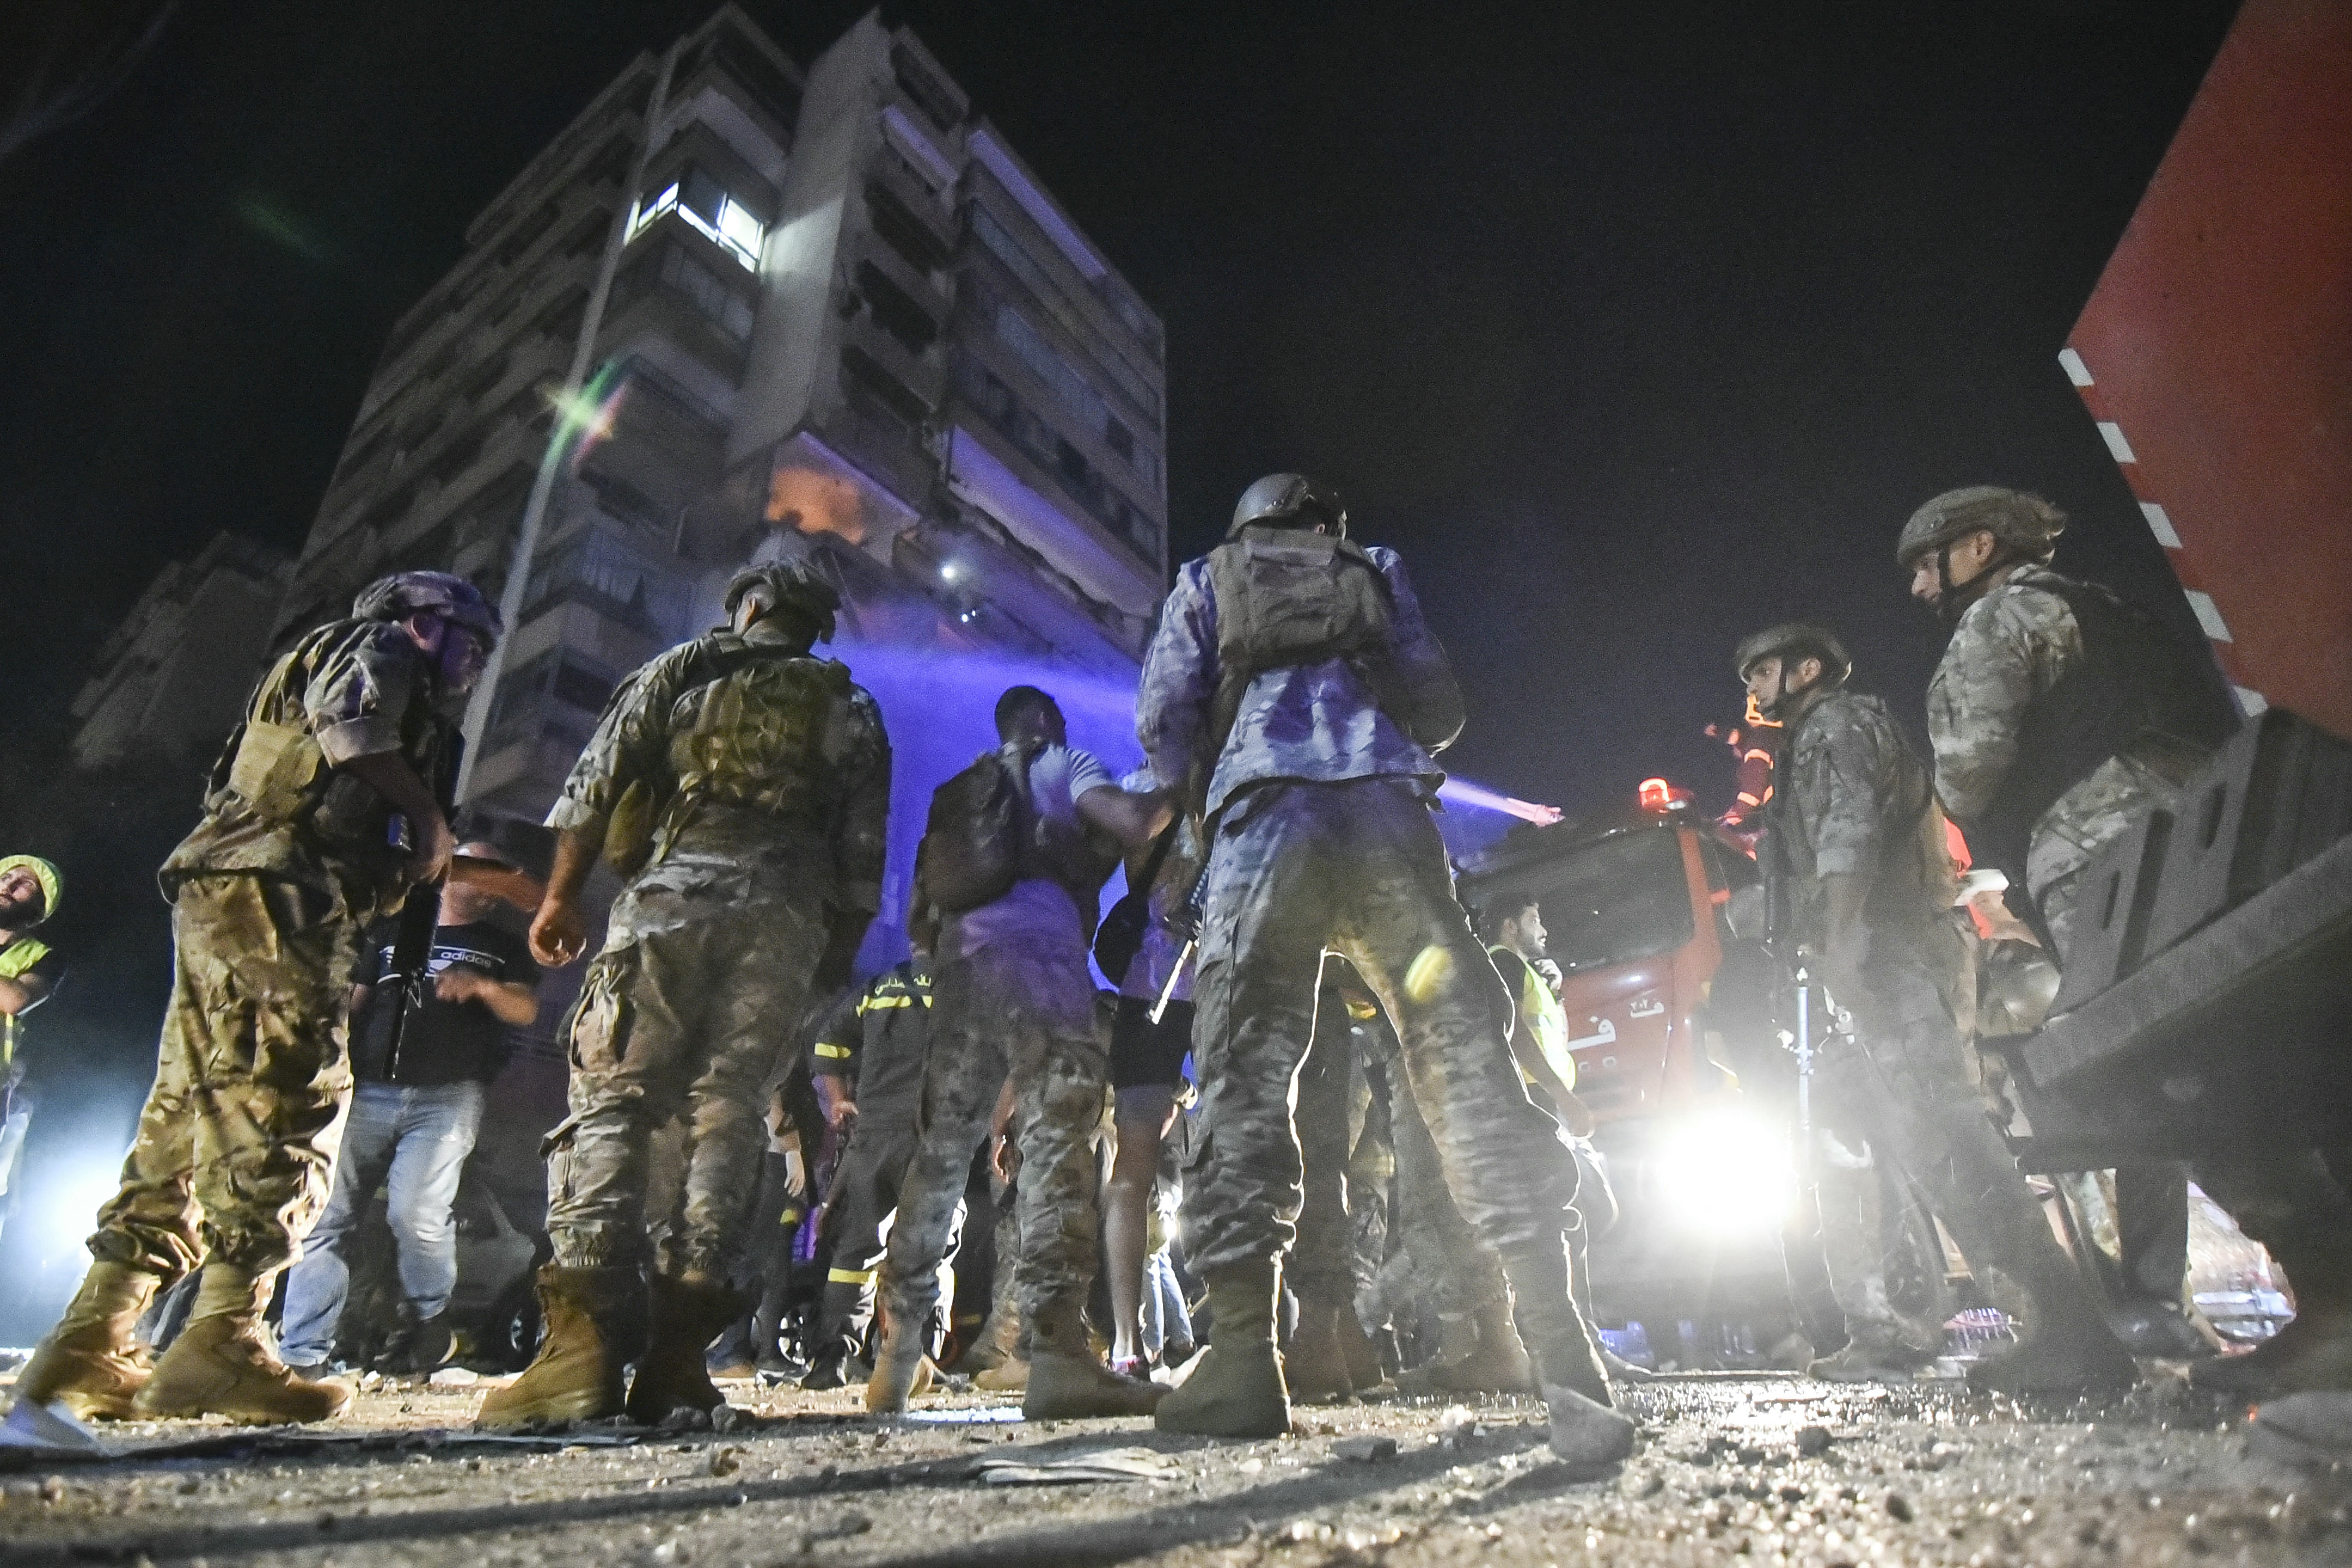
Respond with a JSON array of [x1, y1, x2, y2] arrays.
[[0, 934, 51, 1068], [1491, 944, 1574, 1092]]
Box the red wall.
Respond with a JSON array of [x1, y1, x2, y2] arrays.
[[2066, 0, 2352, 741]]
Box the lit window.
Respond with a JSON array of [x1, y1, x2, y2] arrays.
[[626, 182, 680, 243], [716, 198, 764, 265], [624, 175, 764, 272]]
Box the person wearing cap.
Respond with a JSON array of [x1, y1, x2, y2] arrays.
[[0, 855, 66, 1246], [481, 559, 890, 1429], [1736, 620, 2137, 1392], [1136, 474, 1633, 1468], [12, 571, 500, 1427], [1900, 489, 2352, 1396], [277, 840, 543, 1379]]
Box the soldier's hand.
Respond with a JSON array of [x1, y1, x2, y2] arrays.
[[825, 1098, 859, 1135], [531, 898, 590, 967], [412, 811, 457, 885]]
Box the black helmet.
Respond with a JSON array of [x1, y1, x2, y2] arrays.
[[725, 560, 840, 642], [1230, 473, 1347, 538], [1897, 486, 2065, 570], [353, 571, 502, 647], [1735, 622, 1852, 686]]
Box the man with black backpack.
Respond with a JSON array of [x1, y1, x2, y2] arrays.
[[1135, 473, 1634, 1466], [866, 685, 1170, 1420], [480, 561, 890, 1429]]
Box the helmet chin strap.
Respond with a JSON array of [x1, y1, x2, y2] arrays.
[[1933, 541, 2019, 626]]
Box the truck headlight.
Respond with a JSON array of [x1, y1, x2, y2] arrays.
[[1653, 1110, 1797, 1237]]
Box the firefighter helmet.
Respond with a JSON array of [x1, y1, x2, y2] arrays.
[[352, 571, 503, 647], [1735, 622, 1852, 686], [1230, 473, 1347, 538], [1897, 486, 2066, 569], [725, 560, 840, 643]]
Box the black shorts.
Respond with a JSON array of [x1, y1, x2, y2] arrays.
[[1110, 996, 1194, 1091]]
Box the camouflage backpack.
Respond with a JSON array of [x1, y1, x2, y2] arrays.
[[604, 640, 859, 875]]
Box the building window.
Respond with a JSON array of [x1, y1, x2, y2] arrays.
[[953, 357, 1160, 564], [483, 648, 620, 758], [856, 261, 938, 356], [626, 164, 766, 271], [526, 523, 690, 641], [615, 239, 758, 345], [969, 206, 1162, 422]]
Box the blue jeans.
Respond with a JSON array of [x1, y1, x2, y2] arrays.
[[279, 1080, 485, 1365]]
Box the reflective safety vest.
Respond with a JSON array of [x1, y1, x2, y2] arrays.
[[0, 933, 50, 1068], [1490, 944, 1574, 1093]]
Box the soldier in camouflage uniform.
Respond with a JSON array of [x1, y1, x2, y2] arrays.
[[1903, 488, 2352, 1395], [1138, 474, 1631, 1465], [12, 572, 499, 1426], [479, 561, 889, 1429], [865, 687, 1169, 1422], [1738, 620, 2136, 1391]]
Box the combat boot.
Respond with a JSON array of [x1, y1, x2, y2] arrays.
[[1808, 1334, 1934, 1383], [1962, 1255, 2137, 1395], [1024, 1303, 1166, 1419], [134, 1264, 352, 1425], [947, 1304, 1021, 1376], [1283, 1296, 1355, 1402], [626, 1275, 745, 1425], [1155, 1261, 1289, 1438], [1397, 1295, 1536, 1395], [862, 1316, 939, 1414], [1024, 1352, 1166, 1418], [476, 1266, 636, 1429], [973, 1353, 1029, 1392], [11, 1261, 161, 1421]]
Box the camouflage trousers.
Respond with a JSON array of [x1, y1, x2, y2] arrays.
[[1837, 932, 2089, 1330], [546, 897, 821, 1280], [93, 874, 363, 1279], [881, 941, 1106, 1356], [1811, 1030, 1952, 1356], [1184, 779, 1594, 1377], [1287, 982, 1357, 1305]]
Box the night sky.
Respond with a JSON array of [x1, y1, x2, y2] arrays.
[[0, 0, 2239, 810]]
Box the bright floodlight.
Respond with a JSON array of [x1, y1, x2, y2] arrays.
[[1653, 1109, 1797, 1238]]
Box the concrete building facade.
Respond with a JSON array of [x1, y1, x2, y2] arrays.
[[270, 5, 1168, 950], [69, 532, 293, 774]]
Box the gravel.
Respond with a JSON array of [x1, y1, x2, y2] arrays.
[[2, 1370, 2347, 1566]]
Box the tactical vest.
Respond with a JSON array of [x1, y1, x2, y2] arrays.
[[651, 648, 857, 861], [1959, 575, 2237, 887], [1197, 526, 1398, 801], [212, 621, 452, 874]]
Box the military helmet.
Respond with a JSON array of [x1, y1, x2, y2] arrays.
[[1897, 486, 2066, 569], [353, 571, 503, 646], [725, 559, 840, 642], [1230, 473, 1347, 538], [1735, 622, 1852, 685]]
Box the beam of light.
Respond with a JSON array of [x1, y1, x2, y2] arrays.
[[1437, 778, 1563, 826]]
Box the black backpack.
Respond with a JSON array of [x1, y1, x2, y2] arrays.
[[918, 750, 1030, 914]]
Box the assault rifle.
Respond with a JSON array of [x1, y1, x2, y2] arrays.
[[1148, 859, 1211, 1027], [375, 740, 552, 1077]]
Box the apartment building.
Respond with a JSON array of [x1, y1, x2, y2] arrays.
[[263, 7, 1168, 947]]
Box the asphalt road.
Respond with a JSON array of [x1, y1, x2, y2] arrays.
[[3, 1371, 2345, 1567]]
